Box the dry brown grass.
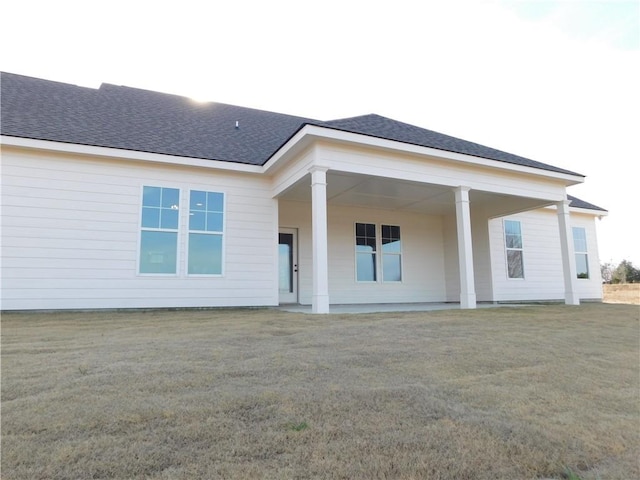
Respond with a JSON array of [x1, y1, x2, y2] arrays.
[[603, 283, 640, 305], [2, 304, 639, 480]]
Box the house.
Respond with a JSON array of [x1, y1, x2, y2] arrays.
[[0, 72, 607, 312]]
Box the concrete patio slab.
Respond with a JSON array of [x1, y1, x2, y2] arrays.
[[277, 302, 516, 314]]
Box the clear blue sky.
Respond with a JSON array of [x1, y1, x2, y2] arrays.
[[2, 0, 638, 265]]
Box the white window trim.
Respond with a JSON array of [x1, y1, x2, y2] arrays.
[[503, 219, 525, 280], [355, 221, 378, 283], [354, 222, 403, 284], [186, 188, 226, 277], [572, 226, 589, 280], [381, 224, 403, 283], [137, 184, 181, 277]]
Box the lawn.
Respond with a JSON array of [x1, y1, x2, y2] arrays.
[[1, 304, 638, 480]]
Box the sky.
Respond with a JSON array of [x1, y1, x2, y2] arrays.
[[2, 0, 639, 266]]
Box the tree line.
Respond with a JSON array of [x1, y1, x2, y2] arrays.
[[601, 260, 640, 284]]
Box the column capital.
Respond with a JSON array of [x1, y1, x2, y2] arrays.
[[454, 185, 472, 203], [308, 165, 329, 174]]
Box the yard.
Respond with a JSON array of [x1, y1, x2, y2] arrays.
[[1, 304, 638, 480]]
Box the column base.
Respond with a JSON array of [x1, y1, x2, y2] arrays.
[[564, 293, 580, 305], [460, 294, 477, 309], [312, 295, 330, 314]]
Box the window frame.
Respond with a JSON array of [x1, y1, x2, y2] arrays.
[[503, 219, 525, 280], [355, 222, 378, 282], [138, 185, 181, 276], [381, 224, 403, 283], [572, 226, 589, 279], [187, 189, 226, 276], [354, 222, 403, 283]]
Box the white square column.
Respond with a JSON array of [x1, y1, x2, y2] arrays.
[[557, 199, 580, 305], [310, 166, 330, 313], [454, 186, 477, 309]]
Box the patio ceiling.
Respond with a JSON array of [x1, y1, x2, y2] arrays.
[[278, 171, 555, 218]]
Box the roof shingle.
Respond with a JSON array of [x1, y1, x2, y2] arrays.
[[1, 72, 582, 176]]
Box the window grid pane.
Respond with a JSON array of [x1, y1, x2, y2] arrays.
[[504, 220, 524, 279], [355, 223, 377, 281], [140, 186, 179, 274], [188, 190, 224, 275], [573, 227, 589, 278], [381, 224, 402, 282]]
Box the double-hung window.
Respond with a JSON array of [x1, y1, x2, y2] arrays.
[[188, 190, 224, 275], [504, 220, 524, 279], [139, 186, 180, 274], [381, 225, 402, 282], [355, 223, 377, 281], [572, 227, 589, 279], [355, 223, 402, 282]]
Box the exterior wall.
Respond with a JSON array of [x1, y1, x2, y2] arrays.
[[489, 208, 603, 302], [1, 147, 278, 310], [279, 200, 447, 305]]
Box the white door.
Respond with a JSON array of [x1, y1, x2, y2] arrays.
[[278, 228, 298, 304]]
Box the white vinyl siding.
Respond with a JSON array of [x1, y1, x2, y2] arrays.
[[280, 201, 444, 305], [0, 148, 278, 310], [489, 210, 603, 302]]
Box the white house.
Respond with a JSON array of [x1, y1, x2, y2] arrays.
[[0, 72, 607, 312]]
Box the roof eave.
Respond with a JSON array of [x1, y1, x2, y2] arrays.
[[263, 124, 585, 186], [1, 136, 264, 174]]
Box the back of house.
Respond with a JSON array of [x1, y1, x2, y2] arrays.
[[1, 72, 607, 312]]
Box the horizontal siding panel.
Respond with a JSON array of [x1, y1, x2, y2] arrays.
[[2, 150, 278, 310], [1, 237, 136, 251], [2, 184, 138, 206], [2, 205, 137, 224], [0, 216, 136, 232], [1, 226, 136, 242]]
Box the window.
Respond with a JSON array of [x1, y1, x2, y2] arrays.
[[504, 220, 524, 279], [573, 227, 589, 279], [139, 186, 179, 274], [356, 223, 377, 281], [355, 223, 402, 282], [382, 225, 402, 282], [188, 190, 224, 275]]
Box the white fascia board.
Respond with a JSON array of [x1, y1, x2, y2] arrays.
[[263, 125, 585, 185], [571, 207, 608, 217], [1, 136, 263, 174], [543, 203, 608, 217]]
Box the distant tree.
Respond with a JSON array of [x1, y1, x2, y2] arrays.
[[611, 260, 640, 284], [600, 262, 614, 284]]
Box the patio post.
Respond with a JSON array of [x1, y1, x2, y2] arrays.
[[310, 166, 330, 313], [454, 186, 477, 309], [557, 199, 580, 305]]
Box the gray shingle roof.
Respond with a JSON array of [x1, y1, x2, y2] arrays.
[[568, 195, 607, 212], [2, 72, 582, 176]]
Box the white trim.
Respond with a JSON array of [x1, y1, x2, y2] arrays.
[[4, 128, 586, 188], [263, 125, 585, 185], [1, 136, 263, 174], [310, 167, 330, 313], [185, 188, 226, 277], [503, 219, 526, 280], [557, 200, 580, 305], [137, 184, 181, 277], [454, 186, 477, 309]]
